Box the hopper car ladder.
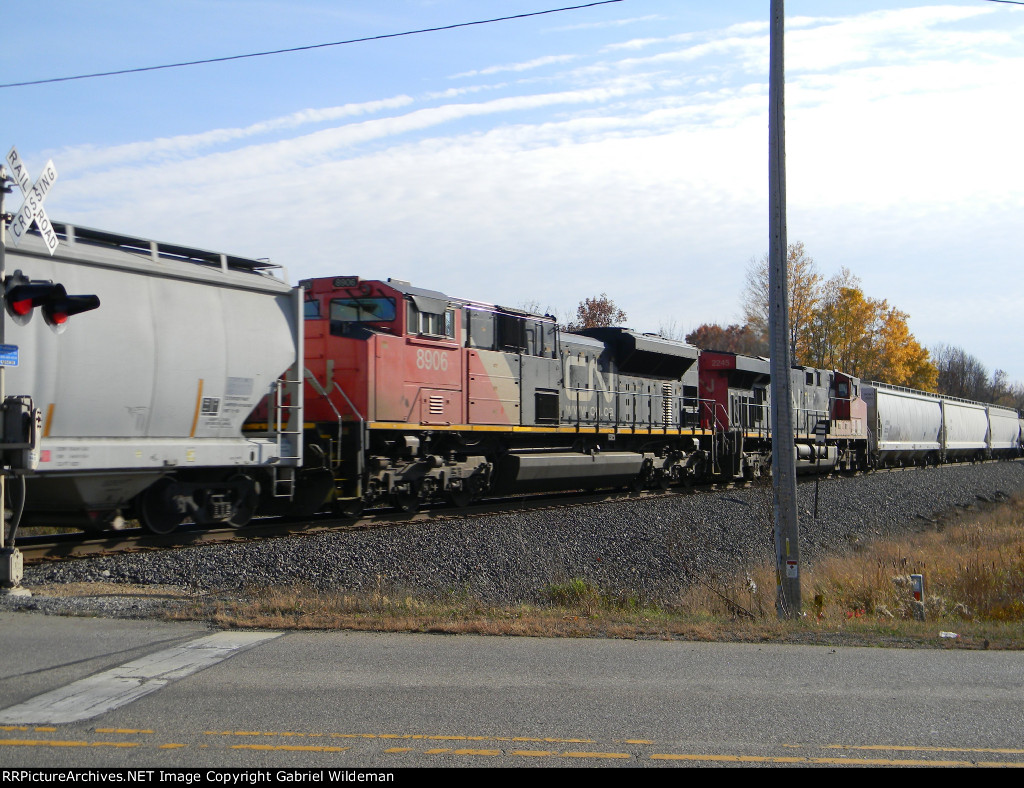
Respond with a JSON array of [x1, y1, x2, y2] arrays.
[[271, 370, 304, 499]]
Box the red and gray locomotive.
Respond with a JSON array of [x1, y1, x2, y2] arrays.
[[298, 276, 872, 514]]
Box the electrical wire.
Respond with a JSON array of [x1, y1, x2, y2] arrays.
[[0, 1, 624, 90]]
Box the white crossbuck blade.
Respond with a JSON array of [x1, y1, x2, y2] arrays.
[[5, 146, 59, 255]]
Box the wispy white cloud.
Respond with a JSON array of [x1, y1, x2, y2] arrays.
[[547, 14, 667, 33], [786, 5, 998, 72], [423, 83, 509, 100], [603, 31, 696, 52], [450, 54, 579, 79], [57, 95, 416, 172]]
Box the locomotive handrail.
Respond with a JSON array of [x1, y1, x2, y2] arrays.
[[747, 402, 770, 437], [698, 398, 729, 435], [793, 406, 829, 436], [566, 385, 700, 431]]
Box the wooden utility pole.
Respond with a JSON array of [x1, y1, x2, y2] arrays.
[[769, 0, 801, 618]]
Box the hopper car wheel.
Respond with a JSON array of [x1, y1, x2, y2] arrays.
[[394, 493, 419, 513], [226, 475, 259, 528], [138, 478, 186, 535]]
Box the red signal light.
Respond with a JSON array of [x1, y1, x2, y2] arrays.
[[43, 293, 100, 332], [4, 270, 100, 330]]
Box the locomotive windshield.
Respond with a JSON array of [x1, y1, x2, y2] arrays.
[[330, 297, 397, 323]]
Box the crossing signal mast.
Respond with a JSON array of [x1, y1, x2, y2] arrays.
[[1, 146, 101, 594]]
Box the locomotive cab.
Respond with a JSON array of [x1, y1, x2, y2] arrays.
[[697, 352, 771, 478]]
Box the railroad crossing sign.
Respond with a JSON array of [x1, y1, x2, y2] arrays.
[[5, 147, 59, 255]]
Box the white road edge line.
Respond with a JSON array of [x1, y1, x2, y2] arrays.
[[0, 631, 281, 724]]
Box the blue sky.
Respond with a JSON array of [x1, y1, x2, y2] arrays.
[[5, 1, 1023, 383]]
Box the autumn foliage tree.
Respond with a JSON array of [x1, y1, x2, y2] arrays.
[[684, 323, 763, 355], [566, 293, 627, 332], [742, 247, 937, 391], [801, 268, 936, 389]]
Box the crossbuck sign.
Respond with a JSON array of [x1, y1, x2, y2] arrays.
[[5, 147, 59, 255]]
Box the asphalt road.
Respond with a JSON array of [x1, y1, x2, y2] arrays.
[[1, 611, 1022, 768]]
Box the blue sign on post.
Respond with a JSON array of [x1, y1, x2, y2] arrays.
[[0, 344, 20, 367]]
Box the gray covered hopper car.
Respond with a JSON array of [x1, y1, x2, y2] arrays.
[[863, 382, 1020, 466], [5, 223, 304, 532]]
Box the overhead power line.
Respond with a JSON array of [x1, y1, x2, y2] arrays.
[[0, 0, 624, 89]]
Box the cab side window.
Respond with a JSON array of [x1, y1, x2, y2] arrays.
[[408, 301, 456, 338]]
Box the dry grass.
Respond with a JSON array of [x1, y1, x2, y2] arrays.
[[169, 494, 1024, 649], [793, 491, 1024, 637]]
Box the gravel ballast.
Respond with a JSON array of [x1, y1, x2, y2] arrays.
[[7, 461, 1024, 618]]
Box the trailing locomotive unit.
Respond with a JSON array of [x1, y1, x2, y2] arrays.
[[697, 351, 868, 477], [4, 223, 307, 534], [301, 276, 708, 511]]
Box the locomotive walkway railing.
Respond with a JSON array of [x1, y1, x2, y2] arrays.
[[566, 386, 703, 432]]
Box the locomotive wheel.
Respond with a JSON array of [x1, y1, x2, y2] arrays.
[[138, 478, 186, 535], [334, 498, 365, 518], [448, 490, 472, 508], [393, 493, 419, 513], [448, 475, 484, 508]]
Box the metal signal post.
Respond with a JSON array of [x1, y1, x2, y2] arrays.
[[0, 165, 17, 591], [769, 0, 801, 618]]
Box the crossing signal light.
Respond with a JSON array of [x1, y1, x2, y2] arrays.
[[42, 289, 101, 330], [4, 270, 100, 331]]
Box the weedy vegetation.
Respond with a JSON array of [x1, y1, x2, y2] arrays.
[[171, 494, 1024, 649]]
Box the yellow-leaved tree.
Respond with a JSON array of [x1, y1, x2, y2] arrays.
[[803, 269, 936, 390], [865, 306, 937, 390], [744, 253, 938, 390]]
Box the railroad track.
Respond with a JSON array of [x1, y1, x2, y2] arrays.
[[14, 482, 751, 564], [12, 459, 1011, 565]]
